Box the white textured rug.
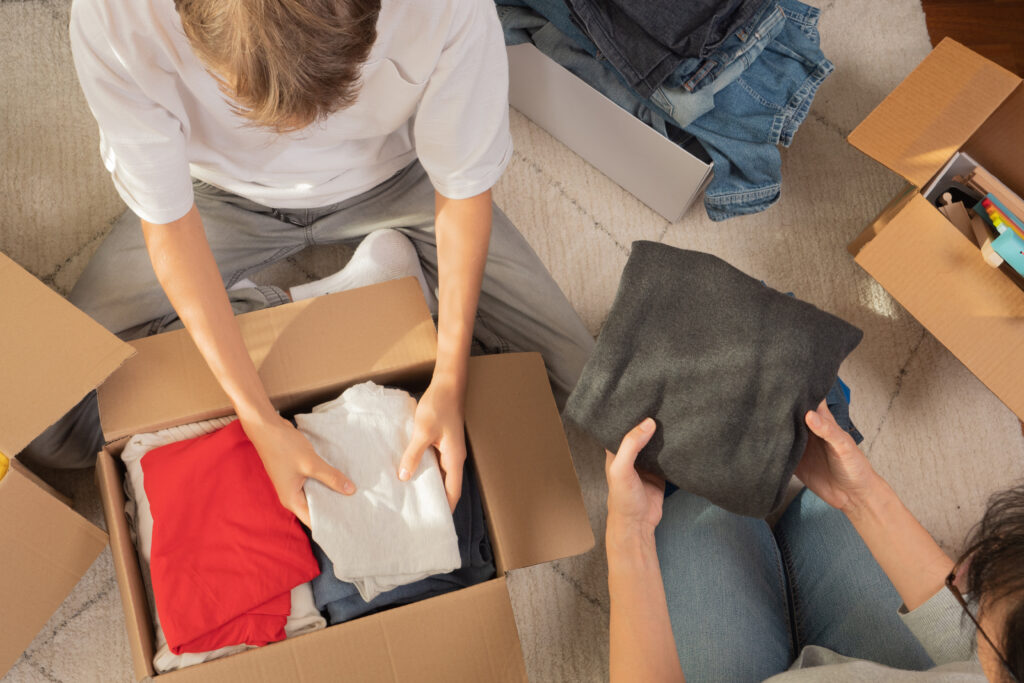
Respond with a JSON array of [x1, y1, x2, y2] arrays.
[[4, 0, 1024, 682]]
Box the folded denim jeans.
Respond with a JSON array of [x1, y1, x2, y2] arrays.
[[498, 0, 784, 132], [651, 0, 785, 131], [499, 4, 673, 135], [566, 0, 762, 97], [498, 0, 827, 222], [684, 0, 833, 220]]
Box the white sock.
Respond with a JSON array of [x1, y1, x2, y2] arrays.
[[289, 230, 436, 312], [228, 278, 258, 291]]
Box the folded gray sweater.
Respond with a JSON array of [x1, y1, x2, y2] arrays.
[[565, 242, 863, 517]]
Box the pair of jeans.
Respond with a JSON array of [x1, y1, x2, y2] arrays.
[[500, 0, 785, 135], [498, 1, 828, 221], [652, 0, 786, 122], [684, 0, 834, 221], [656, 488, 935, 682], [17, 160, 596, 469], [566, 0, 762, 98], [499, 4, 672, 136]]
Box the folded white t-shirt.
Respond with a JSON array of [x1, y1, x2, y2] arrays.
[[298, 382, 461, 602], [121, 417, 326, 674]]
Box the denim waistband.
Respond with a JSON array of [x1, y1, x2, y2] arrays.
[[567, 0, 762, 98], [677, 0, 786, 93], [776, 0, 821, 27]]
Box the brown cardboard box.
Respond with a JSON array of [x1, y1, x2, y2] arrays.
[[0, 251, 133, 676], [847, 38, 1024, 420], [90, 278, 595, 681]]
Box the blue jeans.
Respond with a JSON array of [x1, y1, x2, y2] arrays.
[[565, 0, 761, 98], [498, 0, 784, 133], [497, 0, 830, 222], [655, 488, 934, 682], [684, 0, 833, 221], [498, 4, 674, 136]]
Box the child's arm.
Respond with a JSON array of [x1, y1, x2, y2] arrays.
[[142, 205, 354, 524], [397, 189, 491, 510]]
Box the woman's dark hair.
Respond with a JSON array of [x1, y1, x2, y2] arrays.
[[960, 483, 1024, 681]]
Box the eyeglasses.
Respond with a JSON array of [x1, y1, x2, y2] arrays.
[[945, 567, 1019, 682]]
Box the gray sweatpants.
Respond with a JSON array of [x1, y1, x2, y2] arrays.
[[20, 161, 594, 469]]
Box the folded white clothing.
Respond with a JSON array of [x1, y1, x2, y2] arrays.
[[297, 382, 460, 602], [121, 416, 326, 674]]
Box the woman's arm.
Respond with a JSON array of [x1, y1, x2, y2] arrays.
[[606, 420, 686, 683], [796, 404, 954, 610]]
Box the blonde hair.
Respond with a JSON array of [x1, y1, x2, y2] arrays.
[[175, 0, 381, 132]]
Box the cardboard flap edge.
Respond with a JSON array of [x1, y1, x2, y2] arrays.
[[0, 252, 135, 456], [848, 38, 1020, 187], [855, 193, 1024, 420], [465, 353, 595, 573], [96, 450, 157, 681]]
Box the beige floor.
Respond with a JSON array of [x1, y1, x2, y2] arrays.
[[3, 0, 1024, 681]]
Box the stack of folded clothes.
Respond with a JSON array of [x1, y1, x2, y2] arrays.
[[121, 418, 325, 673], [297, 382, 495, 624], [120, 384, 495, 672], [496, 0, 833, 221]]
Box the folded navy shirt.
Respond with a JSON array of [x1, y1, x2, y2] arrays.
[[311, 458, 495, 625], [565, 242, 863, 517]]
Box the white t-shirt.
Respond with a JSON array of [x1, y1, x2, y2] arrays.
[[70, 0, 513, 224]]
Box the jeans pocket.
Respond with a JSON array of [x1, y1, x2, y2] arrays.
[[651, 88, 676, 118]]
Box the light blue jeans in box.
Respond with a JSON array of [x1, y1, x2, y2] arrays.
[[684, 0, 834, 220], [497, 0, 829, 222], [656, 488, 935, 682]]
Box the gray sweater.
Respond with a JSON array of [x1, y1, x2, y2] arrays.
[[770, 589, 983, 681]]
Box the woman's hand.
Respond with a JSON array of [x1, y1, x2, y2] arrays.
[[605, 418, 666, 544], [795, 401, 881, 511]]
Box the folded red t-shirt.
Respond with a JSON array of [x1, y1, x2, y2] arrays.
[[142, 420, 318, 654]]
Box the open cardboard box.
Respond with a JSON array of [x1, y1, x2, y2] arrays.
[[0, 251, 133, 676], [0, 258, 594, 680], [92, 277, 595, 681], [507, 43, 714, 222], [847, 37, 1024, 420]]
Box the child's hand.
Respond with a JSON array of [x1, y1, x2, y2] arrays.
[[243, 413, 355, 527], [397, 379, 466, 512]]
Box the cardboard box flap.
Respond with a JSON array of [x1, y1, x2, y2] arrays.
[[465, 353, 595, 573], [854, 193, 1024, 420], [96, 450, 156, 681], [964, 84, 1024, 194], [848, 38, 1020, 188], [98, 278, 437, 442], [0, 460, 108, 677], [155, 578, 526, 682], [0, 252, 135, 456]]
